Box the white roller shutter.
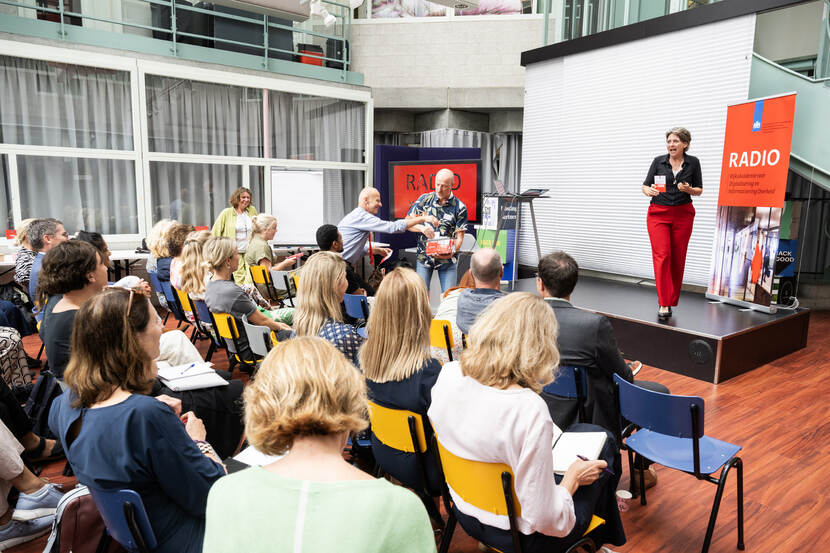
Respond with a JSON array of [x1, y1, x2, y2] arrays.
[[519, 14, 757, 286]]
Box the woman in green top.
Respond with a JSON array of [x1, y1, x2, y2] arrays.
[[203, 337, 436, 553], [211, 187, 257, 285], [244, 213, 298, 272]]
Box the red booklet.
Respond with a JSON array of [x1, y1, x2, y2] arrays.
[[425, 238, 454, 256], [653, 175, 667, 193]]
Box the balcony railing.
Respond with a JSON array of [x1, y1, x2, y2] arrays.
[[0, 0, 361, 84]]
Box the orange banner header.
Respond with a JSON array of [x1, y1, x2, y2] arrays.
[[717, 94, 796, 208]]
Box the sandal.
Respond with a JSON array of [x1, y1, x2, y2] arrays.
[[21, 437, 64, 465]]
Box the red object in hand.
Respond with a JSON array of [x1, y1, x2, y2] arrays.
[[425, 238, 454, 256]]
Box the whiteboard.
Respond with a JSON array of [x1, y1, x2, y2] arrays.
[[270, 170, 324, 245]]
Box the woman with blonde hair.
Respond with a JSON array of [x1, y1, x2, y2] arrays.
[[243, 213, 297, 272], [211, 187, 257, 285], [360, 267, 443, 495], [13, 218, 37, 292], [293, 251, 363, 366], [178, 230, 213, 301], [203, 337, 435, 553], [146, 218, 175, 274], [203, 237, 292, 358], [428, 292, 625, 553]]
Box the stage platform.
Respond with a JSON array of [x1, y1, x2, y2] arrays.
[[506, 276, 810, 384]]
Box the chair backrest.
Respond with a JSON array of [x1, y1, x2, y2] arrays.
[[159, 280, 186, 321], [434, 437, 521, 517], [270, 269, 296, 306], [430, 319, 455, 349], [249, 265, 270, 286], [343, 293, 370, 320], [542, 365, 587, 399], [211, 312, 240, 354], [367, 400, 427, 453], [242, 316, 273, 357], [614, 374, 704, 438], [174, 287, 193, 313], [292, 272, 300, 289], [87, 487, 157, 553], [147, 271, 165, 298]]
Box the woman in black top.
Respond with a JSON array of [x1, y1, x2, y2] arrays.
[[642, 127, 703, 319]]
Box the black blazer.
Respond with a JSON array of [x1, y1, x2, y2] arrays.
[[544, 298, 633, 433]]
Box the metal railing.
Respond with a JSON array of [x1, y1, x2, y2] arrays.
[[0, 0, 352, 76]]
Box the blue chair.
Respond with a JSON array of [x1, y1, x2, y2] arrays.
[[158, 280, 189, 330], [147, 271, 169, 324], [614, 374, 744, 553], [87, 488, 157, 553], [343, 293, 370, 321], [542, 365, 588, 424], [192, 298, 226, 363]]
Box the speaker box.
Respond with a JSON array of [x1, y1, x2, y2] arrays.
[[325, 38, 350, 69]]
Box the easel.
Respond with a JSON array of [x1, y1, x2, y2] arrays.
[[487, 193, 548, 286]]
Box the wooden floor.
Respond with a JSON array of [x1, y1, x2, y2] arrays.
[[10, 312, 830, 553]]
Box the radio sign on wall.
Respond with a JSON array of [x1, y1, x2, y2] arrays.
[[389, 160, 481, 222]]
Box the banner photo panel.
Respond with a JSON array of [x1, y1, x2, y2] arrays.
[[717, 94, 796, 208], [389, 160, 481, 222]]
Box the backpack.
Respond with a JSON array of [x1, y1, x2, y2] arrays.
[[24, 369, 62, 438], [42, 485, 125, 553]]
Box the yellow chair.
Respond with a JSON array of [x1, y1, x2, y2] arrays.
[[430, 319, 455, 362], [249, 265, 281, 303], [210, 311, 261, 374], [434, 438, 606, 553], [367, 401, 449, 529], [292, 272, 300, 290], [174, 287, 218, 361]]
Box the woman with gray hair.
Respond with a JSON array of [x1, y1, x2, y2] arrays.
[[641, 127, 703, 320]]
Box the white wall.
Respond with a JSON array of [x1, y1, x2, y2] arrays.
[[350, 15, 550, 108], [519, 14, 757, 286]]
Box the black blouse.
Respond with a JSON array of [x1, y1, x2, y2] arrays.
[[642, 153, 703, 206]]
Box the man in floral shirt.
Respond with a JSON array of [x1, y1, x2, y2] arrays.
[[407, 168, 467, 292]]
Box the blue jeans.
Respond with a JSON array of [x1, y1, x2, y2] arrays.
[[415, 261, 457, 293]]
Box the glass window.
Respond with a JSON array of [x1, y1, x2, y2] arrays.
[[149, 162, 265, 226], [18, 156, 138, 234], [269, 92, 364, 163], [146, 75, 263, 157], [0, 155, 11, 233], [0, 55, 133, 149]]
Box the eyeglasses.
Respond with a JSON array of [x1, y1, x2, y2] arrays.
[[107, 285, 135, 315]]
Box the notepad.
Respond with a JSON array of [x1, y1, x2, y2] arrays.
[[157, 362, 228, 392], [551, 430, 607, 475], [233, 445, 286, 467]]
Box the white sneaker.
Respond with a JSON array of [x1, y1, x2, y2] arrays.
[[11, 483, 64, 521], [0, 515, 54, 549]]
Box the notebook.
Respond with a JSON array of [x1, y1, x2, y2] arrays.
[[157, 362, 228, 392], [551, 429, 607, 475]]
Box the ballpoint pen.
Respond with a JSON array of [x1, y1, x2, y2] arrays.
[[577, 454, 615, 475]]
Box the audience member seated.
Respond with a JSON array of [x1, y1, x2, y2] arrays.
[[360, 267, 443, 495], [316, 224, 374, 296], [456, 248, 506, 335], [161, 223, 194, 284], [203, 337, 435, 553], [430, 269, 475, 363], [204, 237, 293, 354], [0, 327, 33, 390], [49, 288, 226, 553], [294, 251, 364, 366], [37, 241, 243, 457], [0, 419, 64, 550], [244, 214, 297, 272], [176, 230, 213, 321], [146, 219, 176, 307], [0, 377, 62, 465], [26, 218, 69, 314], [428, 293, 625, 553], [536, 251, 669, 490], [12, 218, 37, 293]]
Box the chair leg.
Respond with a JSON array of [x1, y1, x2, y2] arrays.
[[565, 536, 597, 553], [205, 342, 215, 362], [190, 326, 198, 342], [438, 511, 456, 553], [37, 342, 44, 360], [701, 456, 742, 553], [162, 311, 169, 325], [417, 492, 445, 529], [736, 457, 744, 550]]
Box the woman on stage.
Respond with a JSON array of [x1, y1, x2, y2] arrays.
[[642, 127, 702, 320]]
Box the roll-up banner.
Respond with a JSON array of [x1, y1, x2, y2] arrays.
[[706, 93, 797, 314]]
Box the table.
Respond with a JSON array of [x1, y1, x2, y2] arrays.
[[109, 250, 151, 281], [0, 254, 15, 279]]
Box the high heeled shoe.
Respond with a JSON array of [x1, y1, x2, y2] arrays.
[[657, 306, 670, 319]]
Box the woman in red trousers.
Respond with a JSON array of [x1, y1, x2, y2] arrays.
[[642, 127, 703, 320]]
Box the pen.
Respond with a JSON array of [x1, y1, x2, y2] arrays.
[[181, 363, 197, 374], [576, 454, 614, 475]]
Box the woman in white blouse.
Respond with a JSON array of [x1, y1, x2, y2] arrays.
[[428, 292, 625, 552]]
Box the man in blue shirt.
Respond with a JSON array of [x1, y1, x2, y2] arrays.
[[27, 218, 69, 320], [407, 168, 468, 293], [337, 188, 437, 266], [456, 248, 505, 334]]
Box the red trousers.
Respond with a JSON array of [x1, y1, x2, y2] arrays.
[[647, 203, 695, 306]]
